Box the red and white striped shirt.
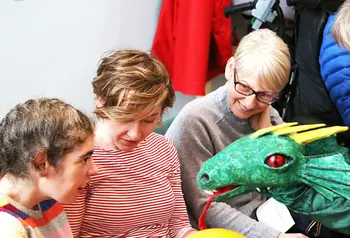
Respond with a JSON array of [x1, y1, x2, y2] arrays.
[[64, 133, 195, 238]]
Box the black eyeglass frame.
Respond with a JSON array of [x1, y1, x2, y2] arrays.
[[233, 69, 278, 105]]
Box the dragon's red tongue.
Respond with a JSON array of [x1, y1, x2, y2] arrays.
[[198, 186, 236, 230]]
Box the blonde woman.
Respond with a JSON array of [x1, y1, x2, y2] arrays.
[[166, 29, 308, 238], [64, 49, 196, 237], [0, 98, 98, 237]]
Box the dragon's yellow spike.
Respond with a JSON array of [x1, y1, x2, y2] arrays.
[[250, 122, 298, 139], [273, 123, 326, 135], [289, 126, 349, 145]]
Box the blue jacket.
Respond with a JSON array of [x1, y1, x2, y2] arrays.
[[319, 14, 350, 127]]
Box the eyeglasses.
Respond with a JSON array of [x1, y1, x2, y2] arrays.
[[233, 69, 278, 105]]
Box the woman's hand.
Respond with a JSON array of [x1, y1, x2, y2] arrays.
[[249, 106, 273, 131]]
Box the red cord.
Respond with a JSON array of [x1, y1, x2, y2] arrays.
[[198, 194, 216, 230]]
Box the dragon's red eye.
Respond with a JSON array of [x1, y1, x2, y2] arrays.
[[265, 154, 286, 168]]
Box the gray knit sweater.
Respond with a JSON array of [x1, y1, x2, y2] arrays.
[[165, 86, 283, 238]]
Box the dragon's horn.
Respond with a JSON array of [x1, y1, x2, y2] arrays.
[[250, 122, 298, 139], [273, 123, 326, 135], [289, 126, 349, 145]]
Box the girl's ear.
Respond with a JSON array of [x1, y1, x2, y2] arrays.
[[225, 57, 235, 81], [33, 149, 49, 177]]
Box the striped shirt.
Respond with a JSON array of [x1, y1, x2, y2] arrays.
[[0, 195, 73, 238], [64, 133, 195, 238]]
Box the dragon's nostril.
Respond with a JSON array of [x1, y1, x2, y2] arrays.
[[200, 173, 210, 183]]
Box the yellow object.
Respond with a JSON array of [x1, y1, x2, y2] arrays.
[[273, 123, 326, 135], [250, 122, 298, 139], [249, 123, 349, 146], [289, 126, 348, 145], [187, 228, 246, 238]]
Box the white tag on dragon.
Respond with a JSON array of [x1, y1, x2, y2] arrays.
[[256, 197, 295, 233]]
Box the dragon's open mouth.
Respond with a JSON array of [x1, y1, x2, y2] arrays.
[[204, 185, 239, 199], [205, 185, 272, 201]]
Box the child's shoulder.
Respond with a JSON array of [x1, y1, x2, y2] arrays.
[[145, 133, 179, 167], [0, 211, 27, 237], [146, 132, 174, 149], [144, 133, 177, 158]]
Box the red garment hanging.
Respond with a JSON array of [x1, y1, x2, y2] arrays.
[[151, 0, 233, 96]]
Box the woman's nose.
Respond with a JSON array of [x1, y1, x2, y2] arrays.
[[88, 160, 99, 176], [244, 94, 257, 109], [127, 122, 142, 140]]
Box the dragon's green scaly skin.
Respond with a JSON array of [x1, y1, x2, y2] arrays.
[[197, 123, 350, 235]]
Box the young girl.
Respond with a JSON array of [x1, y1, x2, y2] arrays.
[[64, 49, 195, 237], [0, 98, 98, 237]]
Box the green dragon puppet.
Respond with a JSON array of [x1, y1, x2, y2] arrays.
[[197, 123, 350, 235]]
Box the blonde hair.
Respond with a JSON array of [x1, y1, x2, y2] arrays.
[[92, 49, 175, 120], [333, 0, 350, 51], [234, 29, 291, 92]]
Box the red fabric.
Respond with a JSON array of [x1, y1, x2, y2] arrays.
[[151, 0, 233, 96]]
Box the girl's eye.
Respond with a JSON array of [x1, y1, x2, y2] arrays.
[[82, 157, 90, 164]]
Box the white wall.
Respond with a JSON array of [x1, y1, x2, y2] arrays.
[[0, 0, 162, 117]]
